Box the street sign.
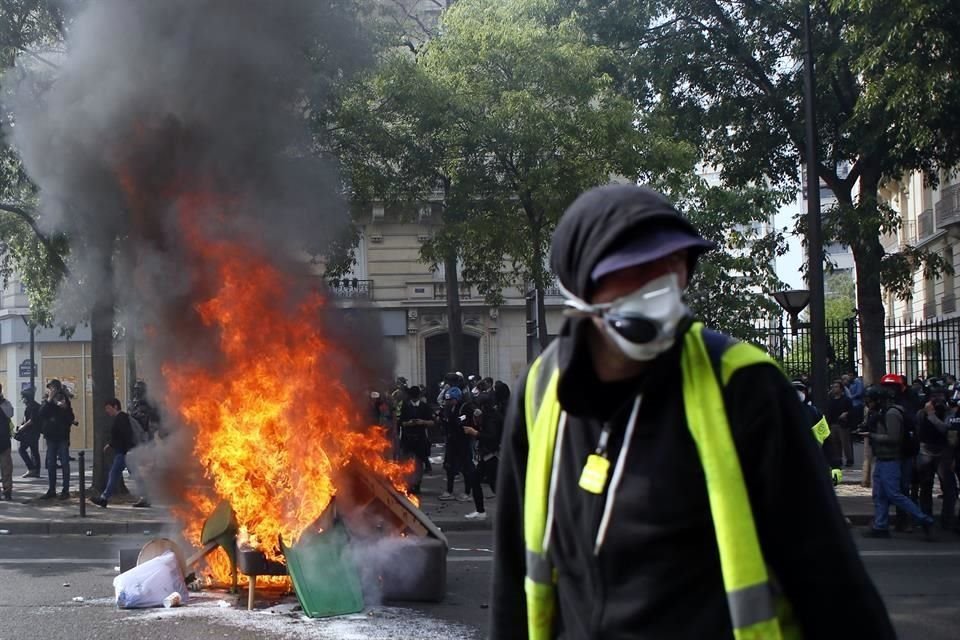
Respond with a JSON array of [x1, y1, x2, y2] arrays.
[[18, 359, 36, 378]]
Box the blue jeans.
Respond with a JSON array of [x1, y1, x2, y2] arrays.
[[45, 439, 70, 494], [102, 452, 127, 500], [873, 459, 929, 530]]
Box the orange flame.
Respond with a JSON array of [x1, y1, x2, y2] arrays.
[[133, 190, 412, 582]]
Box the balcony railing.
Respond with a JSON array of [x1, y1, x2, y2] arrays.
[[918, 208, 935, 241], [936, 184, 960, 229], [327, 278, 373, 299], [943, 294, 957, 314], [434, 282, 472, 300], [900, 220, 917, 246]]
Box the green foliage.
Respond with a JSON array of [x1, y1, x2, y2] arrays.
[[659, 175, 789, 340], [567, 0, 960, 381], [0, 0, 68, 323], [824, 270, 856, 325], [332, 0, 641, 304]]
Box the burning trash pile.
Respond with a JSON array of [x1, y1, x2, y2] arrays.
[[8, 0, 447, 616]]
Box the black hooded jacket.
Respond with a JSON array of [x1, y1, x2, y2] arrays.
[[490, 186, 894, 639]]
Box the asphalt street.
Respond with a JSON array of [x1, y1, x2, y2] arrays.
[[0, 529, 958, 639], [0, 530, 493, 640]]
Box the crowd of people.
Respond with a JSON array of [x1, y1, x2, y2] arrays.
[[371, 373, 510, 521], [796, 369, 960, 537], [0, 378, 159, 505]]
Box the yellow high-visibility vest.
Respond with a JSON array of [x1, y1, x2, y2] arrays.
[[522, 322, 799, 640]]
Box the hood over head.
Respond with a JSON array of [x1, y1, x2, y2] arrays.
[[550, 184, 713, 301]]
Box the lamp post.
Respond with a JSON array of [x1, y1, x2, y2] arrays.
[[802, 0, 829, 412], [772, 289, 811, 336], [21, 314, 36, 392]]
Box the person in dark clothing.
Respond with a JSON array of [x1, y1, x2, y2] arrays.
[[0, 384, 13, 500], [398, 386, 435, 494], [15, 387, 42, 478], [915, 390, 956, 528], [860, 386, 934, 538], [491, 184, 894, 639], [826, 379, 854, 467], [438, 387, 485, 518], [90, 398, 137, 508], [38, 379, 75, 500]]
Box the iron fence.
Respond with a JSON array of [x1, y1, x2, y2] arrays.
[[743, 316, 960, 382]]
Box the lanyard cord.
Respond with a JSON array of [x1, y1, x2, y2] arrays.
[[594, 394, 642, 556]]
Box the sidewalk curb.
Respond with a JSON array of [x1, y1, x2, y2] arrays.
[[1, 520, 174, 536], [0, 517, 494, 535]]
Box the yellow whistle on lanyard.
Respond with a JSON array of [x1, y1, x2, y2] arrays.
[[579, 454, 611, 494]]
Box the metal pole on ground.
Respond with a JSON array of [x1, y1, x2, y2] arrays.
[[802, 0, 828, 411], [78, 450, 86, 517]]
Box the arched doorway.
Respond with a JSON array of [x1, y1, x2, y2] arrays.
[[424, 332, 480, 402]]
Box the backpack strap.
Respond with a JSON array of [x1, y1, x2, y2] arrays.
[[701, 327, 736, 386]]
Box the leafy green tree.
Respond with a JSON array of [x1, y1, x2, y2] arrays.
[[568, 0, 960, 384], [401, 0, 641, 348], [677, 182, 788, 339], [0, 0, 68, 322], [330, 52, 474, 369]]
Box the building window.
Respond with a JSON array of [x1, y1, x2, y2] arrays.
[[945, 246, 955, 294]]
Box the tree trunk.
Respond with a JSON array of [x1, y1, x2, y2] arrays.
[[90, 291, 116, 494], [850, 171, 886, 385], [536, 283, 549, 349], [443, 247, 464, 373], [125, 328, 137, 402]]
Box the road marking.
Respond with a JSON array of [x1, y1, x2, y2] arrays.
[[1, 555, 496, 567], [447, 555, 492, 563], [0, 558, 116, 565], [860, 550, 960, 557]]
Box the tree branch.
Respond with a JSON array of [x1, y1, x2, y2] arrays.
[[0, 202, 69, 275]]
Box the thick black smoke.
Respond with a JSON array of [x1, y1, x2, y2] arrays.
[[8, 0, 390, 379], [6, 1, 395, 500]]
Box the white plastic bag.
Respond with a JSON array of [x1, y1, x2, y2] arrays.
[[113, 551, 189, 609]]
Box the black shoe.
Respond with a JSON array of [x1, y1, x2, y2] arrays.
[[38, 491, 56, 500], [89, 496, 107, 508], [132, 498, 151, 508], [2, 490, 10, 501], [57, 491, 70, 500], [862, 528, 892, 538], [921, 518, 936, 540]]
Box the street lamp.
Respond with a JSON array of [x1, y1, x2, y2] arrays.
[[802, 0, 829, 412], [20, 313, 36, 392], [772, 289, 810, 335]]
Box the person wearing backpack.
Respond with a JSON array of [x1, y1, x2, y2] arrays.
[[879, 374, 922, 531], [861, 385, 934, 539], [89, 398, 137, 509]]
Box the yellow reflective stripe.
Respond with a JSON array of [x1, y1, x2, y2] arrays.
[[524, 355, 544, 438], [812, 416, 830, 445], [682, 324, 770, 593], [733, 617, 783, 640], [523, 347, 561, 554], [720, 341, 780, 386], [524, 577, 556, 640]]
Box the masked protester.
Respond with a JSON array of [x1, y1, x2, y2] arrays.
[[398, 386, 434, 494], [15, 387, 42, 479], [490, 184, 894, 639], [38, 379, 75, 500]]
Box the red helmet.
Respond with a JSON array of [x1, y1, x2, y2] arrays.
[[880, 374, 904, 389]]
